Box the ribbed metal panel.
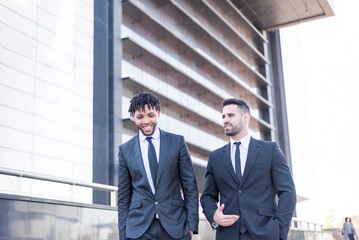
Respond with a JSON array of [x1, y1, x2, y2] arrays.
[[121, 0, 276, 170]]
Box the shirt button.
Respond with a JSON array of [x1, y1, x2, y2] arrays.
[[155, 201, 158, 205]]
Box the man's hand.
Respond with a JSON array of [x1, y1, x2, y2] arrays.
[[190, 230, 193, 238], [213, 204, 239, 227]]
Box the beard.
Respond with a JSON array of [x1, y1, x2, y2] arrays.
[[224, 123, 242, 137], [225, 130, 236, 136], [224, 126, 236, 136]]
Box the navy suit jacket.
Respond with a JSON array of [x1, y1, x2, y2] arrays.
[[118, 129, 199, 240], [200, 137, 296, 240]]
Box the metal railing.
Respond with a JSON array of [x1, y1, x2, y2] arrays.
[[0, 167, 330, 232], [291, 217, 325, 232], [0, 167, 117, 206]]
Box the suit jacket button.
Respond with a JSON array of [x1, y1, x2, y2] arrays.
[[238, 190, 242, 193], [155, 201, 158, 205]]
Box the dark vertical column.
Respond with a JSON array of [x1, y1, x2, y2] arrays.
[[93, 0, 110, 205], [93, 0, 122, 205], [268, 30, 293, 171], [268, 30, 296, 217]]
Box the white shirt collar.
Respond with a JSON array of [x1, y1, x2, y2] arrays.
[[139, 127, 160, 142], [230, 134, 251, 149]]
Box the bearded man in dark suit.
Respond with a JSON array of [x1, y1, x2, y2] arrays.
[[200, 98, 296, 240]]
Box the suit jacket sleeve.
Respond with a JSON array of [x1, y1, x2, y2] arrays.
[[178, 136, 199, 234], [200, 152, 219, 227], [117, 145, 132, 240], [271, 143, 296, 239]]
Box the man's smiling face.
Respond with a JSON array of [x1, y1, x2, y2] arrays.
[[132, 104, 160, 136]]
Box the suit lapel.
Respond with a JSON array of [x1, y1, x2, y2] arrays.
[[222, 143, 240, 185], [131, 134, 148, 181], [240, 137, 260, 186], [156, 130, 169, 186]]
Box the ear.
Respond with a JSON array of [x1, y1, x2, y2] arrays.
[[130, 113, 135, 121], [157, 110, 161, 118], [243, 112, 250, 123]]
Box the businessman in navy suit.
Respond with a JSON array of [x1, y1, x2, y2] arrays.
[[200, 98, 296, 240], [118, 92, 199, 240]]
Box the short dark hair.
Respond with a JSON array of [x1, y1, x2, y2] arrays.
[[345, 217, 351, 222], [222, 98, 250, 114], [128, 92, 161, 114]]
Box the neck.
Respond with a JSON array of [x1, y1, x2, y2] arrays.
[[232, 131, 248, 142]]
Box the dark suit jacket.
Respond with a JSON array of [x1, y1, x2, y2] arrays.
[[200, 137, 296, 240], [118, 129, 199, 240]]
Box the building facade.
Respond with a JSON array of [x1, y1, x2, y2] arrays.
[[0, 0, 333, 239]]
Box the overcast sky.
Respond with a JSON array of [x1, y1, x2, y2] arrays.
[[280, 0, 359, 224]]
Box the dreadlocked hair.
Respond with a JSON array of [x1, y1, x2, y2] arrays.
[[128, 92, 161, 114]]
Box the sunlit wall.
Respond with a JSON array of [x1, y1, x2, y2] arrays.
[[0, 0, 94, 203]]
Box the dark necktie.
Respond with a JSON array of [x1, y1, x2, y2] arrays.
[[234, 142, 242, 182], [146, 137, 158, 186]]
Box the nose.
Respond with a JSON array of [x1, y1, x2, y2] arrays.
[[142, 116, 150, 124]]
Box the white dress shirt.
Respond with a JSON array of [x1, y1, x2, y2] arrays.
[[139, 127, 160, 194], [230, 134, 251, 176]]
